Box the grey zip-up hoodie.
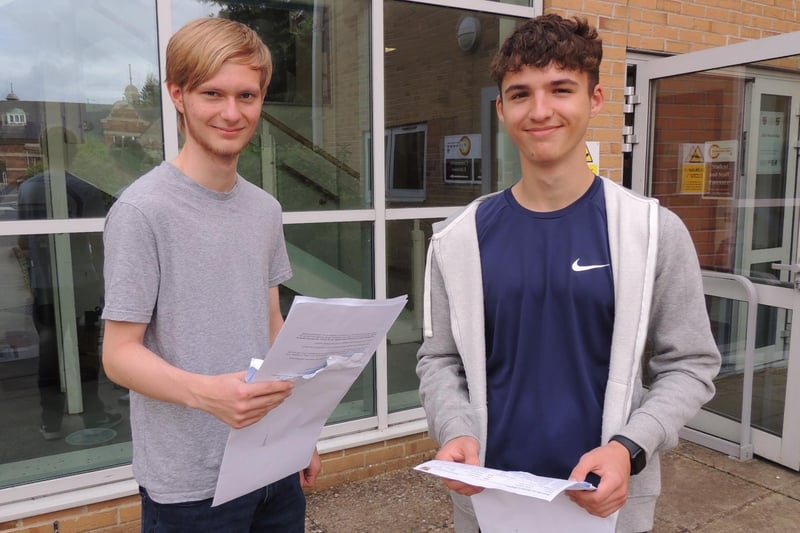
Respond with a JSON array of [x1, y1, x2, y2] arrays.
[[416, 177, 721, 532]]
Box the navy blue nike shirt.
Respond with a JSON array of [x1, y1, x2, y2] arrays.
[[477, 176, 615, 479]]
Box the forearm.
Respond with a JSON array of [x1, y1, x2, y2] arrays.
[[625, 211, 721, 453], [268, 286, 284, 344], [417, 345, 478, 445], [416, 254, 480, 445]]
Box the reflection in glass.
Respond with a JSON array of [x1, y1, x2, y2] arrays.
[[387, 125, 427, 202], [0, 232, 131, 488], [175, 1, 371, 211], [750, 304, 788, 436], [650, 71, 746, 274], [751, 94, 790, 251], [387, 219, 435, 412], [703, 294, 746, 423], [704, 295, 788, 437], [15, 128, 116, 221], [384, 1, 522, 207], [0, 0, 157, 488], [0, 3, 163, 208], [281, 221, 375, 423], [650, 62, 800, 289]]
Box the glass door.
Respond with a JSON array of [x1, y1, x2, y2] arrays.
[[632, 32, 800, 469]]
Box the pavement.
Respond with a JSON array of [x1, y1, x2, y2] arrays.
[[305, 440, 800, 532]]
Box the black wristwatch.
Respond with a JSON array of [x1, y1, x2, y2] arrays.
[[610, 434, 646, 475]]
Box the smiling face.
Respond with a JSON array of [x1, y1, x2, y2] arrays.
[[168, 61, 264, 163], [496, 63, 603, 173]]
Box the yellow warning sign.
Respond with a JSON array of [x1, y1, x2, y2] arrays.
[[688, 146, 704, 164], [680, 143, 706, 194], [585, 142, 599, 175], [681, 164, 706, 193]]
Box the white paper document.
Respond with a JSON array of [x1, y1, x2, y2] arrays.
[[213, 295, 407, 506], [415, 460, 617, 533]]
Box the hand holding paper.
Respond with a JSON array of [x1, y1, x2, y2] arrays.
[[415, 460, 617, 533], [566, 440, 632, 518], [213, 295, 407, 506], [435, 436, 483, 496]]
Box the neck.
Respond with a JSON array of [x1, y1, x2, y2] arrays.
[[513, 163, 595, 212], [172, 144, 239, 192]]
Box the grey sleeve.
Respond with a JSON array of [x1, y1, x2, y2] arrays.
[[101, 202, 159, 323], [267, 204, 292, 287], [416, 253, 479, 446], [623, 207, 722, 455]]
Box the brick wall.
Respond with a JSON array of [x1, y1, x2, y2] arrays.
[[549, 0, 800, 182], [0, 433, 438, 533], [0, 496, 141, 533], [549, 0, 800, 264]]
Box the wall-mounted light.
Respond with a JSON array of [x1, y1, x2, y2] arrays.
[[457, 16, 480, 52]]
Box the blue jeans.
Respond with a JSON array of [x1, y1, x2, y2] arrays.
[[139, 474, 305, 532]]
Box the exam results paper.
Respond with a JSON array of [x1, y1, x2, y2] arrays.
[[212, 295, 407, 506], [415, 460, 617, 533]]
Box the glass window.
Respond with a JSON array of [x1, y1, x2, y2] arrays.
[[0, 0, 159, 488], [0, 4, 162, 219], [384, 1, 523, 208], [281, 221, 375, 423], [0, 231, 131, 489], [174, 0, 372, 211], [386, 218, 436, 413], [649, 62, 800, 284], [386, 124, 427, 202]]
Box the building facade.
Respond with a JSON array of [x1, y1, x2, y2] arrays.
[[1, 0, 799, 530]]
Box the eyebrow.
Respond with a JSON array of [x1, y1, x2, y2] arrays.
[[502, 77, 581, 95]]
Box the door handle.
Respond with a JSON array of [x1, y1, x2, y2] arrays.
[[771, 263, 800, 273], [771, 263, 800, 289]]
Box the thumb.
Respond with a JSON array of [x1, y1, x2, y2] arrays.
[[569, 458, 592, 482]]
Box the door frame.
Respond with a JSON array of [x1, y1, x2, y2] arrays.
[[631, 30, 800, 469]]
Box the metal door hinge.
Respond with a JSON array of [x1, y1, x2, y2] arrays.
[[622, 86, 639, 153]]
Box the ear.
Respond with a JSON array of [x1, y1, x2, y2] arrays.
[[589, 84, 604, 118], [495, 94, 505, 124], [167, 82, 185, 114]]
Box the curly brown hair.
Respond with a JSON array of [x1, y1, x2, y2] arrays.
[[490, 14, 602, 93]]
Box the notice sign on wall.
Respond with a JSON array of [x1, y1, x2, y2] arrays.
[[680, 143, 707, 194], [445, 134, 481, 183], [585, 142, 600, 176], [704, 140, 738, 198]]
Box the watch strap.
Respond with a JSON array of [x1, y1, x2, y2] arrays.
[[610, 434, 646, 475]]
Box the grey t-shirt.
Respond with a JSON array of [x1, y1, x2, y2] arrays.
[[102, 161, 292, 503]]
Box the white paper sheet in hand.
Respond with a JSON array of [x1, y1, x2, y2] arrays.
[[213, 295, 407, 506], [415, 460, 617, 533]]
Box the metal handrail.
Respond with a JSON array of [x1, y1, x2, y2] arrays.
[[695, 270, 757, 461]]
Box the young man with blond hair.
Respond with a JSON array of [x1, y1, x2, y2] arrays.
[[417, 14, 720, 532], [102, 18, 320, 531]]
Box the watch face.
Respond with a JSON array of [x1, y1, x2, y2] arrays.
[[612, 435, 646, 474], [631, 448, 646, 474]]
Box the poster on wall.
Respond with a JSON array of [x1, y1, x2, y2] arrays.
[[679, 143, 707, 194], [444, 134, 481, 183], [704, 140, 738, 199], [757, 111, 785, 175]]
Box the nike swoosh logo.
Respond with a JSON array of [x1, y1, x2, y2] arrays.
[[572, 259, 609, 272]]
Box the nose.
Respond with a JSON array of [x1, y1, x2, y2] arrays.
[[527, 94, 553, 122], [219, 97, 243, 121]]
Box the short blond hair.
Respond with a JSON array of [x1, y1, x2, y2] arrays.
[[166, 17, 272, 96]]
